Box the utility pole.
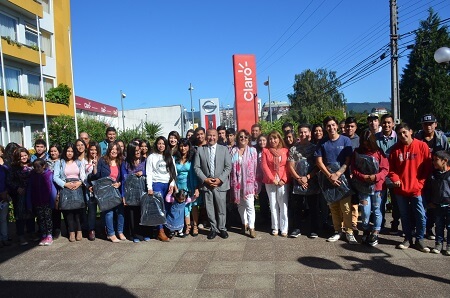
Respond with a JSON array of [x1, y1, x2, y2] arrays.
[[390, 0, 400, 124]]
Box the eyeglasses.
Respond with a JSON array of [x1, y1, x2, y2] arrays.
[[239, 135, 249, 139]]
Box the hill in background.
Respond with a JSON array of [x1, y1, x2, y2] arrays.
[[346, 102, 391, 113]]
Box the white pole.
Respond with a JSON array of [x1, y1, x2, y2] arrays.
[[68, 26, 79, 138], [0, 37, 11, 143], [36, 16, 49, 146]]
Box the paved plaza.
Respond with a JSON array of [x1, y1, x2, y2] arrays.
[[1, 213, 450, 298]]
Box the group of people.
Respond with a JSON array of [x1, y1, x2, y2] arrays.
[[0, 112, 448, 256]]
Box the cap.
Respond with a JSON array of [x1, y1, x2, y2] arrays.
[[367, 113, 379, 120], [420, 114, 437, 123]]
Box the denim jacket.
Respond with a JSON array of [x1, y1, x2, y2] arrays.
[[53, 159, 86, 189]]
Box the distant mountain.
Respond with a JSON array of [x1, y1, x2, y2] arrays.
[[346, 102, 391, 113]]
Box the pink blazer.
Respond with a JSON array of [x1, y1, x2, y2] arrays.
[[261, 147, 289, 185]]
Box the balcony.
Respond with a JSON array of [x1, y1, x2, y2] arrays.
[[1, 38, 46, 66], [7, 0, 43, 18], [0, 96, 74, 117]]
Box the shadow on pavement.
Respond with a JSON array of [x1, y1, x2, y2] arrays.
[[0, 280, 136, 297]]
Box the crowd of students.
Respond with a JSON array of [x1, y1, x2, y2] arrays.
[[0, 113, 448, 256]]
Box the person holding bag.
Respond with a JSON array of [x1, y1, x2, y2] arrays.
[[53, 143, 86, 242], [91, 141, 125, 243]]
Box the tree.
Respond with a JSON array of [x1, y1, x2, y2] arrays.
[[400, 8, 450, 130], [287, 68, 346, 125]]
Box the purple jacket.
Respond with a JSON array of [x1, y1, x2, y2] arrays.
[[27, 169, 57, 209]]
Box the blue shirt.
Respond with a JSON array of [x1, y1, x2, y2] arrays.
[[315, 135, 352, 167], [375, 131, 397, 158]]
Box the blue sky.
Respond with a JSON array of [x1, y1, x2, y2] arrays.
[[70, 1, 450, 113]]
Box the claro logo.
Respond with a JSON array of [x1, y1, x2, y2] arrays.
[[237, 61, 254, 102]]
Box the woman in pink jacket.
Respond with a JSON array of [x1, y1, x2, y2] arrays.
[[230, 129, 258, 238], [261, 131, 290, 236]]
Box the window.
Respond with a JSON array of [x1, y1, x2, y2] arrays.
[[0, 67, 20, 93], [0, 12, 17, 40], [27, 74, 40, 97], [1, 121, 24, 146], [41, 0, 51, 14], [25, 26, 38, 47], [41, 31, 52, 57], [43, 77, 54, 93]]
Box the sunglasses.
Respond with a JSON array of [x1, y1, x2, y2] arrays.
[[239, 135, 249, 139]]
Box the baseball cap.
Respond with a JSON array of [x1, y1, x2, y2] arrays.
[[367, 113, 379, 120], [420, 114, 437, 123]]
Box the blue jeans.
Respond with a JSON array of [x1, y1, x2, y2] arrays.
[[103, 204, 124, 236], [359, 191, 382, 232], [396, 195, 427, 241], [153, 182, 169, 230], [435, 205, 450, 245]]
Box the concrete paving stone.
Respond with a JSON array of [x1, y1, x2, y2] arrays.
[[390, 274, 450, 290], [216, 241, 247, 251], [274, 273, 315, 292], [277, 288, 318, 298], [242, 248, 275, 261], [106, 260, 150, 273], [125, 273, 202, 289], [273, 261, 316, 274], [150, 249, 185, 262], [315, 288, 368, 298], [197, 273, 238, 289], [213, 250, 244, 262], [369, 288, 446, 298], [193, 289, 235, 298], [180, 250, 215, 262], [119, 250, 157, 263], [138, 261, 178, 274], [235, 274, 275, 290], [239, 261, 275, 274], [205, 261, 241, 274], [233, 289, 276, 298], [244, 240, 275, 251], [127, 288, 195, 298], [181, 241, 219, 251], [171, 260, 210, 274]]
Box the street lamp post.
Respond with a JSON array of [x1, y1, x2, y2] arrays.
[[120, 90, 126, 131], [188, 83, 194, 129], [434, 47, 450, 64]]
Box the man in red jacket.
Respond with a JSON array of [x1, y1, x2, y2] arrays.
[[388, 123, 432, 252]]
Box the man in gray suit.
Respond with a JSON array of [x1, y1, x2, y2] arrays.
[[194, 129, 232, 239]]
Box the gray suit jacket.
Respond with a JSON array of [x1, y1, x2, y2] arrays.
[[194, 144, 232, 192]]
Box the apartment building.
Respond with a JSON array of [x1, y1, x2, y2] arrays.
[[0, 0, 73, 147]]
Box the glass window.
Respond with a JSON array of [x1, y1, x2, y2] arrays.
[[41, 31, 52, 57], [27, 74, 40, 97], [25, 26, 38, 47], [44, 77, 54, 93], [41, 0, 50, 14], [0, 13, 17, 40], [0, 67, 20, 93]]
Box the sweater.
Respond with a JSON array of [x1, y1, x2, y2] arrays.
[[146, 153, 176, 190], [351, 149, 389, 191], [261, 148, 289, 185], [26, 169, 57, 209], [388, 139, 431, 197], [425, 169, 450, 205]]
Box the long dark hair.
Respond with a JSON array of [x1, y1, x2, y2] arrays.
[[102, 140, 122, 166], [12, 147, 30, 168], [4, 142, 21, 167], [125, 142, 144, 170], [175, 138, 195, 162], [153, 136, 176, 183], [62, 143, 79, 162], [87, 141, 100, 163]]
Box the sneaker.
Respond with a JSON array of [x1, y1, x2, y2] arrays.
[[361, 231, 370, 244], [289, 229, 301, 238], [309, 233, 318, 239], [390, 223, 399, 235], [271, 230, 279, 236], [38, 236, 47, 246], [444, 245, 450, 256], [431, 243, 443, 254], [396, 239, 411, 249], [415, 239, 430, 253], [133, 238, 140, 243], [19, 236, 28, 246], [346, 233, 358, 245], [327, 232, 342, 242], [44, 236, 53, 246], [143, 237, 151, 242], [426, 230, 435, 240], [352, 225, 359, 236], [368, 234, 379, 247]]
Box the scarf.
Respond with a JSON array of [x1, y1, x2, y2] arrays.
[[269, 147, 281, 179]]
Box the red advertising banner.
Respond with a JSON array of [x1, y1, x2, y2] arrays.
[[232, 54, 258, 132], [75, 96, 118, 117]]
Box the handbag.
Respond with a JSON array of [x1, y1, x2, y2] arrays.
[[59, 187, 85, 210], [124, 174, 146, 206], [92, 177, 122, 211], [318, 163, 353, 204], [140, 192, 166, 226]]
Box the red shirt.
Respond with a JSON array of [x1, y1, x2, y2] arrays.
[[388, 139, 431, 197]]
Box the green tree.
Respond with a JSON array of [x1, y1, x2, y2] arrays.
[[400, 8, 450, 130], [144, 121, 163, 144], [287, 68, 346, 125]]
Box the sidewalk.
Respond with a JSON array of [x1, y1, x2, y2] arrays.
[[1, 213, 449, 298]]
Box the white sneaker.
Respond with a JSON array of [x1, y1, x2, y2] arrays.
[[346, 233, 358, 245], [327, 232, 342, 242]]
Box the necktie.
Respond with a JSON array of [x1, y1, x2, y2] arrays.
[[209, 146, 215, 177]]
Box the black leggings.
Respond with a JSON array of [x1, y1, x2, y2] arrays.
[[62, 209, 82, 233], [124, 205, 142, 238], [35, 205, 53, 236]]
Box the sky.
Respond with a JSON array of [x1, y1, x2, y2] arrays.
[[70, 0, 450, 113]]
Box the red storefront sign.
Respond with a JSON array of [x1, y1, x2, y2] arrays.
[[75, 96, 118, 117], [232, 54, 258, 132]]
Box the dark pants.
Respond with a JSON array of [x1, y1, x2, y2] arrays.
[[35, 205, 53, 236], [289, 194, 319, 234], [87, 195, 98, 231], [62, 209, 82, 233], [435, 205, 450, 245], [258, 186, 271, 225], [124, 205, 142, 238], [15, 218, 35, 237]]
